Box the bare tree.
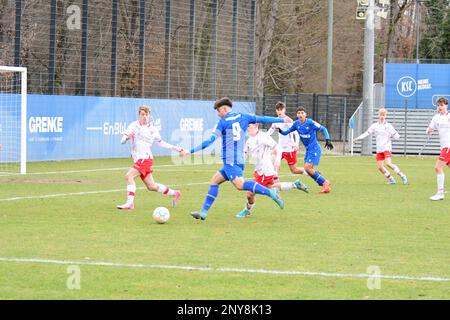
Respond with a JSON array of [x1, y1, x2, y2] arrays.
[[254, 0, 280, 97], [384, 0, 415, 59]]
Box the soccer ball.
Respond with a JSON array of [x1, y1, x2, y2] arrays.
[[152, 206, 170, 224]]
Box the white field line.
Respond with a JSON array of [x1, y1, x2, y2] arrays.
[[0, 174, 299, 202], [0, 181, 210, 202], [0, 161, 431, 178], [0, 162, 214, 177], [0, 154, 437, 177], [0, 257, 449, 283]]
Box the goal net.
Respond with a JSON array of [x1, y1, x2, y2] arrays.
[[0, 66, 27, 175]]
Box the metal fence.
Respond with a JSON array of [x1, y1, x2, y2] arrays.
[[0, 0, 256, 100], [256, 94, 362, 143], [349, 108, 440, 155]]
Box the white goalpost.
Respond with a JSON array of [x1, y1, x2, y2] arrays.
[[348, 102, 364, 156], [0, 66, 27, 175]]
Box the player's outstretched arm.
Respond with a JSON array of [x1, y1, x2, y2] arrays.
[[120, 134, 130, 144], [190, 134, 217, 154], [254, 115, 292, 124], [353, 131, 369, 143], [156, 139, 185, 156], [278, 122, 296, 136]]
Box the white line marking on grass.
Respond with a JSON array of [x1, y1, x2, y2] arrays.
[[0, 154, 436, 178], [0, 162, 216, 177], [0, 182, 209, 202], [0, 167, 129, 177], [0, 174, 298, 202], [0, 181, 214, 202], [0, 257, 449, 283]]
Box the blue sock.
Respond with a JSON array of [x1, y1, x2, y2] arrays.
[[202, 185, 219, 212], [243, 181, 272, 197], [310, 171, 326, 186]]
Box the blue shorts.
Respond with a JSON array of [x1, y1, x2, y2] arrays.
[[219, 164, 245, 182], [304, 147, 321, 166]]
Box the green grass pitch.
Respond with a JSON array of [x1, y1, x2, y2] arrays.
[[0, 155, 449, 299]]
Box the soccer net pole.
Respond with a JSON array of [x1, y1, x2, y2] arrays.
[[350, 129, 354, 156], [348, 102, 363, 156], [0, 66, 27, 175]]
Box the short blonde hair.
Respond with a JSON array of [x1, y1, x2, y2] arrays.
[[138, 105, 151, 115], [378, 108, 387, 115]]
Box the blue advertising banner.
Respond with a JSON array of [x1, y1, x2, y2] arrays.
[[24, 95, 256, 162], [385, 63, 450, 109]]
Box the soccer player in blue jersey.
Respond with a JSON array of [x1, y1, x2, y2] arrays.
[[278, 106, 333, 193], [189, 97, 293, 220]]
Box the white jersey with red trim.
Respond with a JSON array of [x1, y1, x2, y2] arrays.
[[244, 131, 277, 177], [428, 112, 450, 149], [366, 121, 398, 153], [267, 119, 300, 152], [123, 120, 162, 162]]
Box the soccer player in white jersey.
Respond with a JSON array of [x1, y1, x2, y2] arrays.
[[236, 123, 309, 218], [353, 108, 407, 185], [426, 97, 450, 201], [266, 102, 307, 176], [117, 105, 186, 210]]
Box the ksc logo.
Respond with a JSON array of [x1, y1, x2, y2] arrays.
[[396, 76, 417, 98]]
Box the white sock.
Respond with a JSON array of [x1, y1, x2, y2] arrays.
[[246, 202, 255, 211], [392, 165, 404, 176], [127, 184, 136, 203], [280, 182, 294, 191], [156, 183, 175, 196], [437, 174, 445, 194]]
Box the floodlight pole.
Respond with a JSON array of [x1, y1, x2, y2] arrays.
[[415, 0, 422, 63], [361, 0, 375, 155], [326, 0, 333, 94]]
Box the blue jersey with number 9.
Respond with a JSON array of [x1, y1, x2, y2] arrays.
[[212, 112, 257, 165], [190, 112, 283, 165]]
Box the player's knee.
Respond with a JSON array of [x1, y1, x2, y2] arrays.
[[235, 184, 244, 190], [147, 183, 158, 191], [125, 173, 134, 183], [210, 177, 218, 184], [233, 180, 244, 190]]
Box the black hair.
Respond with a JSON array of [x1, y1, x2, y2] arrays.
[[296, 106, 307, 113], [214, 97, 233, 110]]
